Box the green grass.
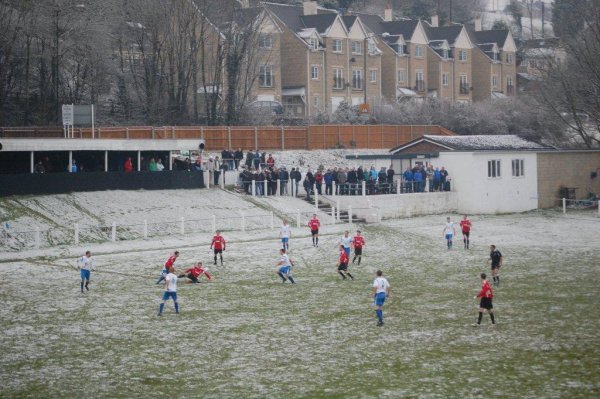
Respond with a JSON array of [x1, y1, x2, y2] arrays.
[[1, 213, 599, 398]]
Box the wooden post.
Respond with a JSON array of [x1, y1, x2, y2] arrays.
[[251, 180, 256, 196], [562, 197, 566, 214], [111, 222, 116, 242], [362, 180, 366, 196], [74, 223, 79, 244], [281, 127, 285, 150], [104, 150, 109, 172], [254, 127, 258, 150], [30, 151, 34, 173], [228, 127, 232, 150]]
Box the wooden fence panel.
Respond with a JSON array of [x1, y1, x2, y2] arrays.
[[283, 128, 308, 150], [352, 126, 369, 148], [257, 127, 283, 150], [203, 128, 228, 150], [308, 125, 325, 149], [230, 128, 256, 150], [381, 125, 398, 149]]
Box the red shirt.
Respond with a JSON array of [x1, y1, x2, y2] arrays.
[[164, 255, 177, 268], [339, 251, 349, 264], [460, 219, 472, 233], [308, 218, 320, 231], [353, 235, 365, 248], [124, 159, 133, 173], [477, 280, 493, 299], [211, 235, 226, 250], [185, 265, 212, 280]]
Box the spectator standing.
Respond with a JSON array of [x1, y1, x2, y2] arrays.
[[315, 170, 323, 195], [267, 154, 275, 169], [291, 167, 301, 196], [279, 167, 289, 195], [34, 161, 45, 173], [260, 152, 267, 169], [347, 168, 358, 195], [440, 167, 449, 191], [403, 166, 413, 193], [413, 166, 423, 192], [324, 169, 333, 195], [156, 158, 165, 171], [433, 167, 441, 191], [148, 158, 157, 171], [123, 158, 133, 173], [253, 150, 261, 170], [234, 148, 244, 169], [337, 168, 348, 195], [245, 151, 254, 169], [387, 165, 395, 184], [303, 175, 312, 201]]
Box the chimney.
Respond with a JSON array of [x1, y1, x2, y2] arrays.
[[303, 1, 317, 16], [431, 14, 439, 28], [384, 5, 392, 22], [474, 16, 482, 31]]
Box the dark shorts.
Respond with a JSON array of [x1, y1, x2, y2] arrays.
[[480, 297, 493, 310], [311, 229, 319, 236], [354, 247, 362, 256], [80, 269, 91, 281], [162, 291, 177, 301], [338, 262, 348, 271], [213, 249, 223, 255], [188, 274, 199, 283], [462, 231, 470, 237], [491, 263, 501, 270]]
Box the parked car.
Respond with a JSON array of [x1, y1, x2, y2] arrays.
[[246, 100, 284, 115]]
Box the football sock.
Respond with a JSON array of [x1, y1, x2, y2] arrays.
[[490, 313, 495, 324], [312, 237, 315, 245], [497, 276, 500, 285], [159, 303, 165, 315], [316, 237, 318, 246], [178, 274, 185, 278], [214, 256, 217, 265], [347, 272, 354, 280], [477, 312, 483, 324], [220, 256, 223, 265], [352, 256, 357, 264], [358, 257, 361, 265], [277, 272, 286, 282], [376, 309, 383, 323], [175, 302, 179, 314], [85, 282, 89, 291], [467, 239, 470, 249], [156, 276, 164, 284], [464, 238, 467, 248], [80, 281, 84, 292], [288, 276, 296, 284], [338, 271, 346, 279]]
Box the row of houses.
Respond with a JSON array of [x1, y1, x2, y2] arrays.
[[187, 0, 518, 118]]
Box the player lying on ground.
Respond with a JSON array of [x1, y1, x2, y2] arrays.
[[178, 262, 212, 283]]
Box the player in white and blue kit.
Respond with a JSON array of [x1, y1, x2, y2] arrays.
[[279, 220, 291, 251], [442, 217, 457, 249], [158, 267, 179, 316], [340, 231, 352, 257], [371, 270, 390, 326], [275, 248, 295, 284], [77, 251, 96, 293]]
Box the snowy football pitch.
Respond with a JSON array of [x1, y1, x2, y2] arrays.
[[1, 211, 599, 398]]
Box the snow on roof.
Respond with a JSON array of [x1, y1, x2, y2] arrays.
[[390, 134, 555, 153], [421, 135, 553, 151]]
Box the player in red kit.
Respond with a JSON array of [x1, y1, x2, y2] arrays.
[[210, 230, 226, 265], [460, 215, 472, 249], [352, 230, 365, 265], [179, 261, 212, 283], [156, 251, 179, 284], [474, 272, 495, 325], [308, 214, 321, 247], [337, 244, 354, 280]]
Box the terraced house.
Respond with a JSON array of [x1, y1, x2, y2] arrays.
[[264, 1, 383, 116]]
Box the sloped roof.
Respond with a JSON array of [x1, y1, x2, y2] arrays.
[[300, 13, 338, 34], [424, 24, 462, 44], [355, 13, 385, 35], [265, 2, 336, 34], [390, 135, 555, 153], [468, 28, 510, 48], [380, 20, 419, 39], [341, 15, 357, 29]]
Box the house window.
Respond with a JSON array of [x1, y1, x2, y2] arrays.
[[370, 69, 377, 83], [460, 74, 468, 94], [352, 69, 363, 90], [367, 38, 376, 54], [312, 95, 319, 107], [258, 34, 272, 49], [442, 49, 448, 59], [415, 70, 424, 92], [259, 65, 273, 87], [492, 75, 498, 87], [493, 51, 499, 61], [333, 68, 344, 89], [488, 160, 501, 178], [459, 50, 467, 61], [398, 69, 405, 83], [309, 38, 319, 50], [415, 45, 423, 57], [332, 39, 343, 53], [442, 73, 449, 86], [396, 44, 404, 55], [512, 159, 524, 177], [311, 66, 319, 80], [507, 53, 513, 64], [351, 41, 362, 55], [507, 77, 514, 95]]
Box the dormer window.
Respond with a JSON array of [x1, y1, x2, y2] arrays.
[[351, 41, 363, 55], [309, 38, 318, 50], [258, 34, 272, 49], [493, 51, 499, 61], [397, 44, 404, 55], [442, 49, 448, 59]]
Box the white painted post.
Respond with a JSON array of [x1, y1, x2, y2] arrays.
[[348, 205, 353, 224], [277, 179, 281, 197], [562, 197, 566, 214], [30, 152, 34, 173], [336, 198, 340, 220], [68, 151, 73, 173], [137, 150, 141, 171], [332, 181, 337, 197], [212, 214, 216, 233], [241, 213, 246, 232], [74, 223, 79, 244], [296, 209, 301, 228], [205, 170, 210, 189], [143, 220, 148, 239], [111, 222, 116, 242], [220, 174, 225, 189], [425, 179, 430, 192], [598, 200, 600, 217], [180, 216, 185, 234], [362, 180, 366, 197], [104, 150, 109, 172], [314, 184, 318, 210], [251, 180, 256, 196], [264, 180, 268, 197], [290, 180, 294, 197], [331, 207, 336, 224], [396, 179, 401, 195], [35, 227, 40, 248], [270, 211, 274, 230]]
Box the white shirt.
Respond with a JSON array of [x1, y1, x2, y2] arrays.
[[341, 236, 352, 248], [444, 222, 455, 235], [280, 224, 291, 238], [280, 254, 292, 267], [78, 255, 95, 271], [165, 273, 178, 292], [156, 162, 164, 171], [373, 277, 390, 294]]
